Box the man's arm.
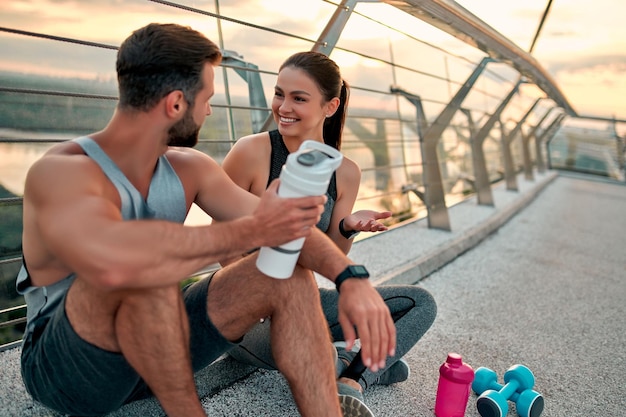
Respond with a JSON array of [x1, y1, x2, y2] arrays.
[[25, 153, 324, 291], [296, 228, 397, 373], [193, 149, 396, 371]]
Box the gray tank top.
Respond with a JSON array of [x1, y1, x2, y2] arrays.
[[16, 136, 187, 342], [267, 130, 337, 232]]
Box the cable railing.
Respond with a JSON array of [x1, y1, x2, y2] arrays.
[[1, 0, 623, 351]]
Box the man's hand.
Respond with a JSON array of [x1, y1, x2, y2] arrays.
[[337, 279, 396, 372], [252, 179, 326, 248]]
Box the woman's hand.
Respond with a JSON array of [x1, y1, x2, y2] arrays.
[[342, 210, 392, 233]]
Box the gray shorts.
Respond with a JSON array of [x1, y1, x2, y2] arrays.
[[20, 273, 235, 416]]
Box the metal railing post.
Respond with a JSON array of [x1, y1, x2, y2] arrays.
[[541, 113, 567, 169], [609, 118, 625, 171], [221, 51, 270, 134], [392, 57, 494, 230], [501, 98, 542, 190], [470, 79, 522, 205], [522, 105, 553, 180], [261, 0, 367, 132], [532, 108, 559, 173], [521, 130, 534, 181], [523, 107, 554, 176]]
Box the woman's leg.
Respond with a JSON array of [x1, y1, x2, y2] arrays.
[[321, 285, 437, 389], [229, 284, 437, 389], [227, 318, 276, 369]]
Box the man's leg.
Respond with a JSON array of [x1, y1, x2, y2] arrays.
[[66, 278, 205, 417], [226, 319, 276, 369], [205, 255, 342, 417]]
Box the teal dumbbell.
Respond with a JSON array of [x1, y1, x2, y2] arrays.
[[472, 365, 544, 417]]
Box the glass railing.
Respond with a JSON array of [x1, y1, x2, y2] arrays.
[[0, 196, 24, 349], [548, 119, 625, 180], [1, 0, 624, 350]]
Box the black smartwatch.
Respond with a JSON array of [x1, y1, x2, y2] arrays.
[[335, 265, 370, 293]]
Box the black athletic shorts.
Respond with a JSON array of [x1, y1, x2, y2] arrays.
[[20, 272, 235, 416]]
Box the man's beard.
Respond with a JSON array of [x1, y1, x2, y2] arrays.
[[168, 109, 200, 148]]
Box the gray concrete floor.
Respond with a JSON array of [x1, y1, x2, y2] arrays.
[[2, 172, 625, 416], [201, 173, 626, 416]]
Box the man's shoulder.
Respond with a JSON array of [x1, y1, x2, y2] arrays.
[[164, 146, 222, 181], [165, 145, 203, 157], [165, 146, 213, 165], [25, 149, 107, 205], [44, 139, 85, 156], [29, 142, 94, 177]]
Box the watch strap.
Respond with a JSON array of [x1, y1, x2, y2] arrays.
[[335, 265, 370, 293], [339, 218, 360, 239]]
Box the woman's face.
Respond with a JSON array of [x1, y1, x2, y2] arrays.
[[272, 66, 337, 141]]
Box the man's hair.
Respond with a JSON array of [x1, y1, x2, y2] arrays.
[[116, 23, 222, 111]]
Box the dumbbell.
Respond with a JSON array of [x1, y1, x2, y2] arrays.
[[472, 365, 544, 417]]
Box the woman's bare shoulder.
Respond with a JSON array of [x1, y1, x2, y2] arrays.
[[224, 131, 271, 165], [233, 131, 271, 150], [337, 155, 361, 181]]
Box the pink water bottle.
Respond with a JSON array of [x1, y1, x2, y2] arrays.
[[435, 353, 475, 417]]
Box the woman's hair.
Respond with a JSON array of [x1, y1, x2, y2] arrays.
[[280, 51, 350, 150], [116, 23, 222, 111]]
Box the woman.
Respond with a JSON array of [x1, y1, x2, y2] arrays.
[[222, 51, 436, 416]]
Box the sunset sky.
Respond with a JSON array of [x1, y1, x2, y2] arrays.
[[1, 0, 624, 121], [454, 0, 626, 120], [1, 0, 623, 199]]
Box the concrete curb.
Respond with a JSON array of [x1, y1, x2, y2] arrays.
[[353, 171, 558, 286]]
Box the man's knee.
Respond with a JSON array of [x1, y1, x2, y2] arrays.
[[260, 266, 322, 316], [283, 266, 320, 301], [119, 284, 182, 311]]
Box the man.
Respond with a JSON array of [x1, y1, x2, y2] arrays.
[[16, 23, 395, 417]]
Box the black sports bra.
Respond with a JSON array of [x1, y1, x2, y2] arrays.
[[267, 130, 337, 232]]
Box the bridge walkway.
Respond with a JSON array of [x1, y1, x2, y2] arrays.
[[1, 171, 624, 416]]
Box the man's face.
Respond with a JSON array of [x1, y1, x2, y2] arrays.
[[167, 106, 200, 147], [167, 63, 215, 148]]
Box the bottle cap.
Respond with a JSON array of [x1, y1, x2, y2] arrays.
[[440, 352, 474, 383], [446, 353, 463, 366]]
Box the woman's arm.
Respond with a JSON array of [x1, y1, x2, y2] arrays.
[[221, 132, 271, 196], [217, 132, 272, 266], [328, 157, 391, 254]]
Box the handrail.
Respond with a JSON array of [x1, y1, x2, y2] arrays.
[[0, 0, 619, 352], [0, 340, 21, 352], [0, 305, 26, 315], [382, 0, 577, 115]]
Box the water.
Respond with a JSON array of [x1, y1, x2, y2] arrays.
[[0, 141, 54, 197], [0, 135, 215, 226]]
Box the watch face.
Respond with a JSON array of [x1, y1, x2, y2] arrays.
[[351, 265, 369, 277]]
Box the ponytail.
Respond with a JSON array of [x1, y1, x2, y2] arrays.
[[323, 80, 350, 150]]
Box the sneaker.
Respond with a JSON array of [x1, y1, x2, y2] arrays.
[[334, 341, 358, 377], [339, 394, 376, 417], [338, 382, 375, 417], [374, 359, 410, 386], [334, 341, 410, 387]]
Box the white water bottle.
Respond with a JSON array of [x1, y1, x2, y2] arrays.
[[256, 140, 343, 279]]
